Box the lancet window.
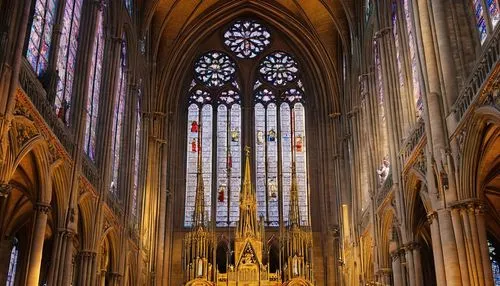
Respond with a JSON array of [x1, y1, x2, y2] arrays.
[[26, 0, 58, 76], [84, 11, 105, 161], [471, 0, 500, 44], [55, 0, 83, 125], [110, 35, 128, 194]]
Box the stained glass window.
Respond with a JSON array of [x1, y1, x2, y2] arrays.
[[132, 88, 141, 216], [403, 0, 423, 116], [473, 0, 488, 44], [55, 0, 83, 125], [255, 51, 309, 227], [110, 36, 128, 194], [184, 24, 311, 229], [194, 52, 236, 87], [224, 20, 271, 59], [392, 2, 405, 90], [26, 0, 58, 76], [6, 242, 18, 286], [488, 0, 500, 28], [259, 52, 299, 86], [125, 0, 133, 15], [84, 11, 105, 161], [489, 239, 500, 285], [185, 52, 241, 227]]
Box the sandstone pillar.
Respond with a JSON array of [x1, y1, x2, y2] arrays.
[[25, 203, 51, 285]]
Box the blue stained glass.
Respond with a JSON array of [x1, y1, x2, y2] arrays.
[[110, 37, 128, 194], [473, 0, 488, 44], [55, 0, 83, 125], [6, 244, 18, 286], [487, 0, 500, 28], [27, 0, 58, 76], [84, 12, 105, 161]]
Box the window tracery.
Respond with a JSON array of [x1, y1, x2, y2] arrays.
[[6, 241, 19, 286], [223, 20, 271, 59]]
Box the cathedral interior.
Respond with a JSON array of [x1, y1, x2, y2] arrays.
[[0, 0, 499, 285]]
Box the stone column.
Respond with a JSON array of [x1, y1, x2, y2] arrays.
[[451, 205, 471, 285], [108, 272, 121, 286], [25, 202, 51, 285], [405, 244, 416, 286], [428, 212, 446, 286], [77, 251, 96, 286], [412, 244, 423, 286], [391, 251, 403, 286], [476, 204, 494, 286], [437, 209, 462, 284], [47, 229, 75, 285]]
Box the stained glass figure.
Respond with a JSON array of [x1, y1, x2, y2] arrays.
[[191, 121, 198, 133], [194, 52, 236, 87], [26, 0, 58, 76], [110, 36, 128, 194], [259, 52, 298, 86], [55, 0, 82, 125], [84, 11, 105, 161], [473, 0, 488, 44], [224, 20, 271, 58]]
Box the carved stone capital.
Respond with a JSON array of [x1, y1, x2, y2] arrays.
[[35, 202, 51, 214], [0, 183, 12, 197]]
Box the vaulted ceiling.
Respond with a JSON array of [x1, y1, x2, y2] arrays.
[[138, 0, 354, 110]]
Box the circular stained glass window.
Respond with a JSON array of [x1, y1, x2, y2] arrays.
[[259, 52, 298, 86], [224, 20, 271, 59], [194, 52, 236, 87]]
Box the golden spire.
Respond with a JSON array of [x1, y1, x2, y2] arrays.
[[288, 161, 301, 228], [193, 121, 205, 228], [236, 146, 260, 239]]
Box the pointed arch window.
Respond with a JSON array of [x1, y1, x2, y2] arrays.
[[403, 0, 423, 117], [392, 2, 405, 90], [6, 239, 19, 286], [110, 35, 128, 194], [55, 0, 83, 125], [84, 11, 105, 161], [26, 0, 59, 76], [471, 0, 499, 44], [184, 20, 311, 228], [125, 0, 133, 15], [132, 86, 142, 216], [255, 52, 309, 227], [184, 52, 240, 227]]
